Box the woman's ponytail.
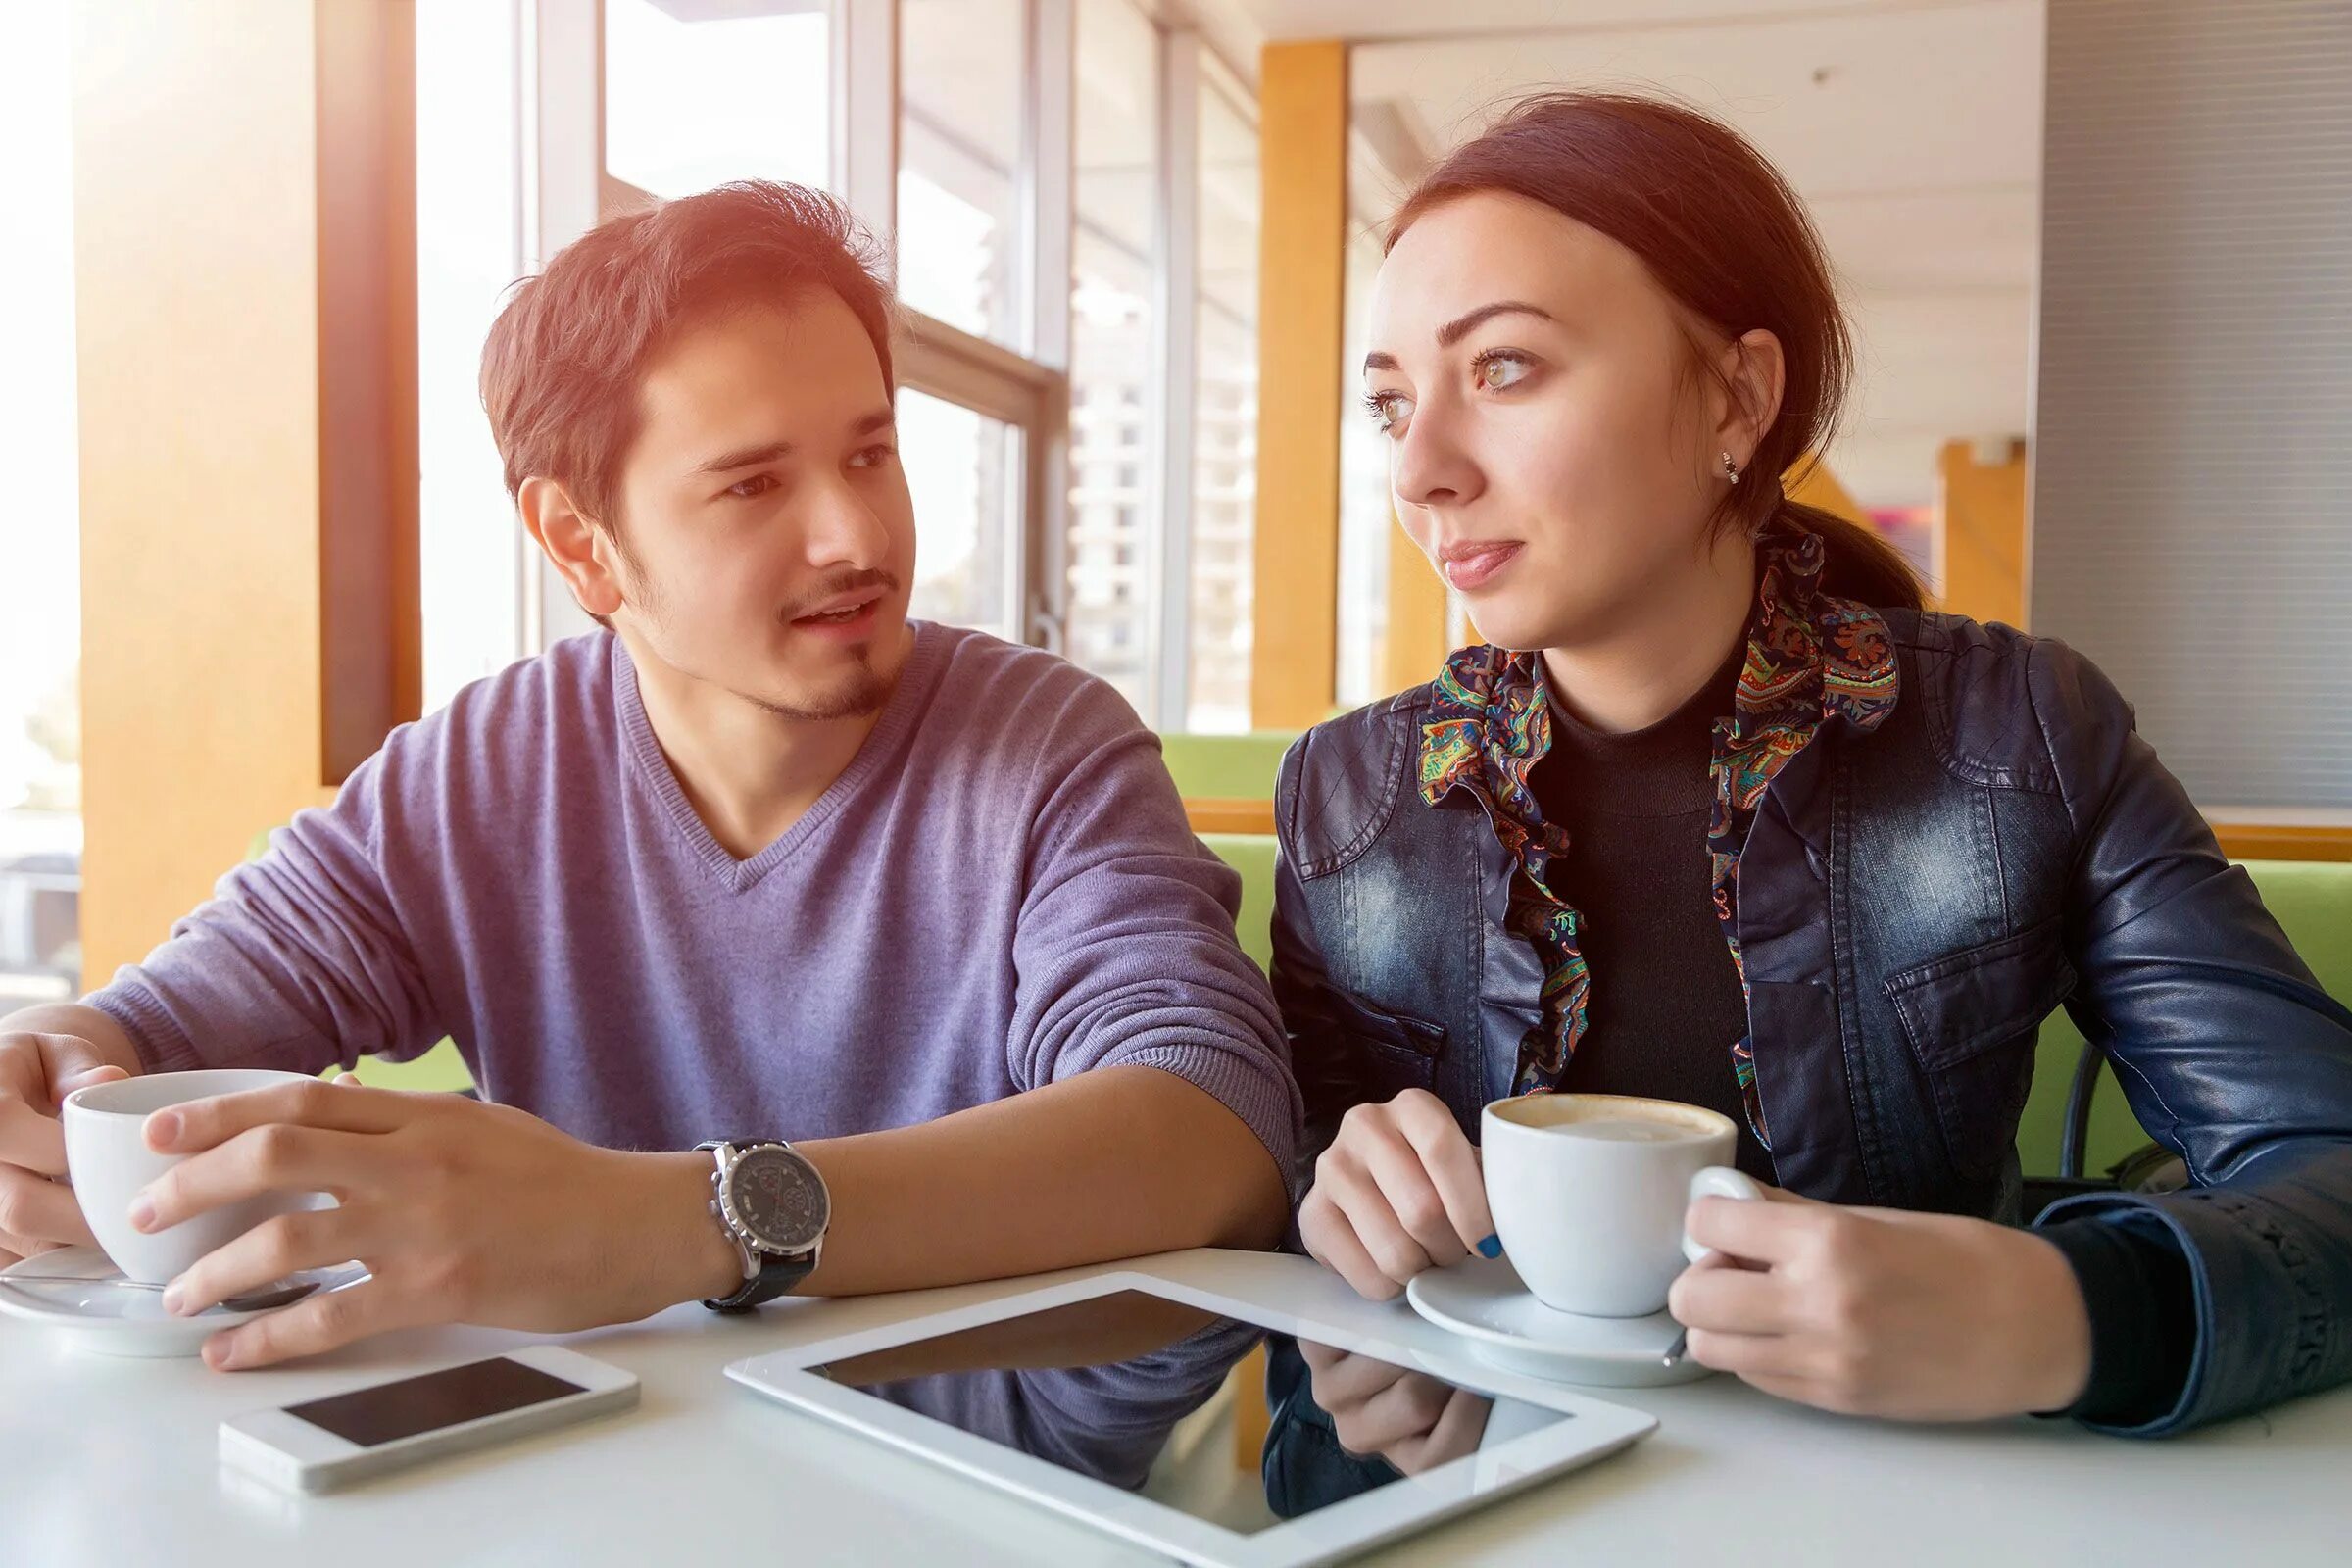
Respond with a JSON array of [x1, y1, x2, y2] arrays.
[[1777, 496, 1926, 612]]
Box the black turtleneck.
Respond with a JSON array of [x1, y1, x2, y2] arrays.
[[1531, 647, 1773, 1179]]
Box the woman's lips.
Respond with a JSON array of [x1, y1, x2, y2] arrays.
[[1441, 542, 1524, 592]]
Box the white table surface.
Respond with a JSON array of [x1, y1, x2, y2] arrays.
[[6, 1247, 2346, 1567]]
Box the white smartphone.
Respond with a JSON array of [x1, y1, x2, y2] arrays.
[[218, 1344, 640, 1493]]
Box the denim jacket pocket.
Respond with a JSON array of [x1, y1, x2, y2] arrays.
[[1322, 987, 1447, 1098], [1886, 916, 2079, 1179]]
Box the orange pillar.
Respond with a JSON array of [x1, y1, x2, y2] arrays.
[[1936, 438, 2029, 629], [1250, 41, 1348, 728], [73, 2, 419, 980], [1381, 518, 1450, 694], [1786, 460, 1869, 525]]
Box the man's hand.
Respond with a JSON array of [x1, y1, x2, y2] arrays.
[[130, 1078, 739, 1370], [1298, 1339, 1492, 1474], [0, 1027, 136, 1265], [1670, 1184, 2094, 1421]]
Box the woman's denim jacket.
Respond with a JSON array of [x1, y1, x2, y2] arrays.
[[1271, 611, 2352, 1438]]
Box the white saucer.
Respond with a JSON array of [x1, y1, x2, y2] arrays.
[[0, 1247, 366, 1358], [1406, 1253, 1709, 1387]]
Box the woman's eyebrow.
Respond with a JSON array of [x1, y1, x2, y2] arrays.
[[1437, 300, 1555, 347], [1363, 301, 1559, 373]]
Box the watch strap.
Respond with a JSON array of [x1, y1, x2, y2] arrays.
[[702, 1247, 816, 1314]]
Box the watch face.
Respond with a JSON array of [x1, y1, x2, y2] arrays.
[[726, 1146, 829, 1253]]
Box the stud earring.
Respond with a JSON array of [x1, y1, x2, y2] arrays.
[[1721, 451, 1742, 484]]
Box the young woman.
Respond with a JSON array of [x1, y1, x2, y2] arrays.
[[1273, 92, 2352, 1439]]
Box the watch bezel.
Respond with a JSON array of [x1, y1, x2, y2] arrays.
[[716, 1142, 830, 1257]]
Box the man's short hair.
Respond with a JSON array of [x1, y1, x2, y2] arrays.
[[480, 180, 897, 525]]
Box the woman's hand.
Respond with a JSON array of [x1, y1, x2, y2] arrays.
[[1298, 1089, 1496, 1300], [1671, 1184, 2094, 1420], [1299, 1339, 1492, 1474]]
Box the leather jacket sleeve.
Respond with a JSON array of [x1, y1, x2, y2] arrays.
[[2028, 636, 2352, 1434]]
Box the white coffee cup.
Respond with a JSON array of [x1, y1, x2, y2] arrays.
[[1482, 1092, 1764, 1318], [61, 1069, 328, 1285]]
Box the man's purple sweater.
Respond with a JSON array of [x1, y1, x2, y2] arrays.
[[87, 624, 1300, 1176]]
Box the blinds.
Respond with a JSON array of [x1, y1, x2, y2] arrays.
[[2032, 0, 2352, 808]]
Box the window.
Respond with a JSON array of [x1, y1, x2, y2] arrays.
[[604, 0, 831, 203], [1335, 219, 1394, 710], [1064, 0, 1162, 713], [416, 0, 526, 712], [1186, 66, 1259, 733], [0, 7, 81, 1001], [899, 0, 1028, 345], [898, 390, 1023, 642]]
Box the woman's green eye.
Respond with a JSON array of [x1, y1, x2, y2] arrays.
[[1363, 391, 1411, 433], [1475, 351, 1532, 391]]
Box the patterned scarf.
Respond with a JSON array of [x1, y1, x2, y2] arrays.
[[1418, 520, 1899, 1144]]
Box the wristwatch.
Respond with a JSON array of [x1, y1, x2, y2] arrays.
[[695, 1139, 830, 1313]]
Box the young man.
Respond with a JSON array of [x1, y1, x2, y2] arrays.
[[0, 181, 1299, 1369]]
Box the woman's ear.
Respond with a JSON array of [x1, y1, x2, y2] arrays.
[[519, 476, 626, 619], [1716, 328, 1788, 467]]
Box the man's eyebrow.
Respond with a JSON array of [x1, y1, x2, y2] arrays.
[[696, 440, 793, 475], [694, 408, 897, 475], [1361, 302, 1557, 374]]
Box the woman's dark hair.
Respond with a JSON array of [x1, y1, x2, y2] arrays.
[[1387, 92, 1925, 612]]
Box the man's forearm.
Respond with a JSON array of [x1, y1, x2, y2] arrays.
[[0, 1003, 144, 1078], [642, 1064, 1289, 1307]]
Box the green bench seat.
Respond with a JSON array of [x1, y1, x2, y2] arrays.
[[1159, 732, 1296, 802]]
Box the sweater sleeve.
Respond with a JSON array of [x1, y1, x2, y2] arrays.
[[1002, 669, 1301, 1190], [83, 736, 446, 1078]]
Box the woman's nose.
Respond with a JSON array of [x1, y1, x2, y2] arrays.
[[1391, 401, 1484, 510]]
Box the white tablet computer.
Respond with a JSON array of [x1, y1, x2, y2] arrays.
[[725, 1271, 1655, 1568]]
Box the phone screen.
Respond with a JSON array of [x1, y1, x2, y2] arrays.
[[283, 1356, 586, 1448]]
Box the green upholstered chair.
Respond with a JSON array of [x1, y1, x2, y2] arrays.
[[1158, 732, 1298, 802], [1201, 834, 1278, 975], [2016, 858, 2352, 1182]]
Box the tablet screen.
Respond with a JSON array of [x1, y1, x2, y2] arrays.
[[807, 1289, 1573, 1536]]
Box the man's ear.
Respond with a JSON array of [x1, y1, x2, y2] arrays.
[[519, 476, 625, 619], [1715, 328, 1788, 470]]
